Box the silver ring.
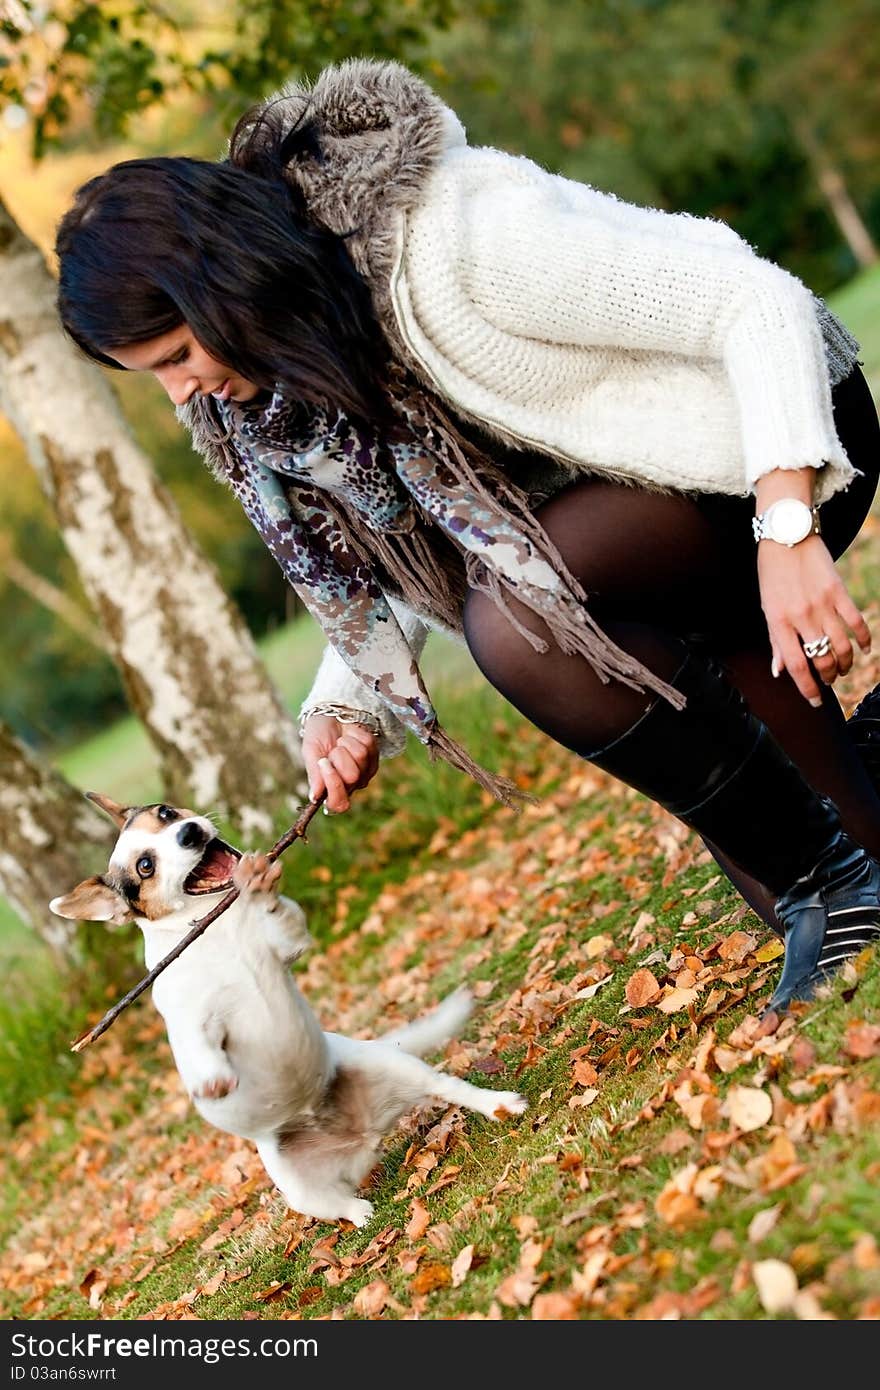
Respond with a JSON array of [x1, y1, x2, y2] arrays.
[[802, 634, 832, 660]]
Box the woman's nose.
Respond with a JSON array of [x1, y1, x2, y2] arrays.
[[157, 368, 199, 407]]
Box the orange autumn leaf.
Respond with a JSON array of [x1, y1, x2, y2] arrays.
[[571, 1056, 599, 1087], [717, 931, 758, 963], [405, 1199, 431, 1241], [625, 969, 662, 1008], [411, 1263, 451, 1295], [654, 1189, 705, 1229]]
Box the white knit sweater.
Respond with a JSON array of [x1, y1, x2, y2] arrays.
[[301, 131, 861, 749], [392, 139, 857, 504]]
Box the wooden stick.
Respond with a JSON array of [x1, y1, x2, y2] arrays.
[[70, 795, 326, 1053]]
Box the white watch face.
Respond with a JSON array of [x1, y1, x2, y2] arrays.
[[767, 499, 812, 545]]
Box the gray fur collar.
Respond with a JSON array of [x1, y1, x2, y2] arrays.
[[180, 58, 465, 460], [233, 57, 465, 326]]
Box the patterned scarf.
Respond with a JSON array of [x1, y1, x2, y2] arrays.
[[187, 376, 683, 805]]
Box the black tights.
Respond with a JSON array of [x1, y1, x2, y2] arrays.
[[463, 367, 880, 928]]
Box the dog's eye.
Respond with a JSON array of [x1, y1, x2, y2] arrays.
[[136, 855, 154, 878], [157, 805, 176, 823]]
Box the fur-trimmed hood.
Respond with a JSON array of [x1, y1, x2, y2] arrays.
[[180, 59, 467, 471], [230, 58, 466, 327]]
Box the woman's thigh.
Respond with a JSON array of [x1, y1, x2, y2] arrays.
[[533, 365, 880, 644]]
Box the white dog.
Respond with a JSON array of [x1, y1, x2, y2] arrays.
[[50, 794, 526, 1227]]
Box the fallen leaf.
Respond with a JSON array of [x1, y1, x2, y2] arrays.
[[568, 1088, 599, 1109], [655, 1189, 705, 1228], [727, 1085, 773, 1132], [626, 969, 662, 1008], [585, 933, 614, 959], [657, 985, 700, 1015], [658, 1128, 693, 1156], [353, 1279, 390, 1316], [754, 939, 785, 963], [574, 975, 614, 1000], [411, 1263, 451, 1295], [844, 1021, 880, 1060], [753, 1259, 798, 1314], [451, 1244, 474, 1288], [254, 1281, 292, 1304], [717, 931, 758, 963], [748, 1204, 782, 1243], [495, 1269, 541, 1308], [572, 1057, 599, 1087], [405, 1199, 431, 1241], [532, 1291, 580, 1319]]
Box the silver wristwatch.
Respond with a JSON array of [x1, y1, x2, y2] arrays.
[[752, 498, 821, 547]]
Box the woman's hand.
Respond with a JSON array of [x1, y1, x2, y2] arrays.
[[758, 534, 871, 704], [301, 714, 381, 813]]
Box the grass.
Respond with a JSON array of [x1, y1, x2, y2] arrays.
[[0, 267, 879, 1320]]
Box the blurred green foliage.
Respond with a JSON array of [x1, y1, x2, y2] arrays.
[[0, 0, 877, 752]]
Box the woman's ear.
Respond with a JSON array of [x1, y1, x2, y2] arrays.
[[49, 876, 131, 925]]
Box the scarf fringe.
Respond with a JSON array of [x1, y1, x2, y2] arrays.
[[426, 724, 536, 809], [392, 376, 686, 711]]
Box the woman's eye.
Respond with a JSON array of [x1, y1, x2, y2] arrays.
[[171, 348, 189, 365], [136, 856, 154, 878]]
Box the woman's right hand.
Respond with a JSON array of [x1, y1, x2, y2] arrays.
[[301, 714, 381, 814]]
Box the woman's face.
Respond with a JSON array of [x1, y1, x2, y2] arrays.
[[109, 325, 261, 407]]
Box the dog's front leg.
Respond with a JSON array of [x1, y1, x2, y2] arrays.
[[166, 1013, 238, 1102], [234, 853, 312, 963]]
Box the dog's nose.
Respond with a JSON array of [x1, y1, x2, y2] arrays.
[[177, 820, 208, 850]]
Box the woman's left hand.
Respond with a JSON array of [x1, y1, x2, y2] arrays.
[[758, 534, 871, 705]]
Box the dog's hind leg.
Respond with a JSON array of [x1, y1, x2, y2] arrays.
[[256, 1136, 374, 1228], [332, 1039, 527, 1125]]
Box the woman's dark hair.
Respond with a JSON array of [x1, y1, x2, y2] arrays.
[[55, 123, 392, 422]]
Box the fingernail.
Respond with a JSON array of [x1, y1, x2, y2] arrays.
[[322, 805, 330, 816], [771, 658, 780, 678], [318, 757, 331, 769], [809, 696, 823, 708]]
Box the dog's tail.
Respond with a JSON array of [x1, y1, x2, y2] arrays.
[[381, 987, 474, 1057]]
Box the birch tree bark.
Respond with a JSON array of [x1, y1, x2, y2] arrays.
[[0, 195, 305, 836], [0, 721, 111, 962]]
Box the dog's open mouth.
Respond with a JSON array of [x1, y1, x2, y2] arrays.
[[183, 838, 241, 895]]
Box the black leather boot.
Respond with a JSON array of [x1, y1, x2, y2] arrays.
[[587, 650, 880, 1011]]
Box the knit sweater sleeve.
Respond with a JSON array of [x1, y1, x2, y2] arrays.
[[299, 596, 431, 759], [462, 177, 852, 499]]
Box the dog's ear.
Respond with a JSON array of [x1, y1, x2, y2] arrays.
[[84, 792, 129, 828], [49, 876, 131, 925]]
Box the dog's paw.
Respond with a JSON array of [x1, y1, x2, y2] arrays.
[[489, 1090, 528, 1120], [342, 1198, 374, 1229], [192, 1072, 239, 1101], [233, 851, 282, 897]]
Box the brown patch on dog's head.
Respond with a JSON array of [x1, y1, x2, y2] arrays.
[[122, 802, 197, 836]]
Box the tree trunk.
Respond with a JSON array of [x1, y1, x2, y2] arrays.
[[0, 195, 306, 836], [793, 118, 879, 270], [0, 721, 112, 962], [0, 533, 107, 650]]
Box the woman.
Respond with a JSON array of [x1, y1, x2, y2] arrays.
[[55, 58, 880, 1015]]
